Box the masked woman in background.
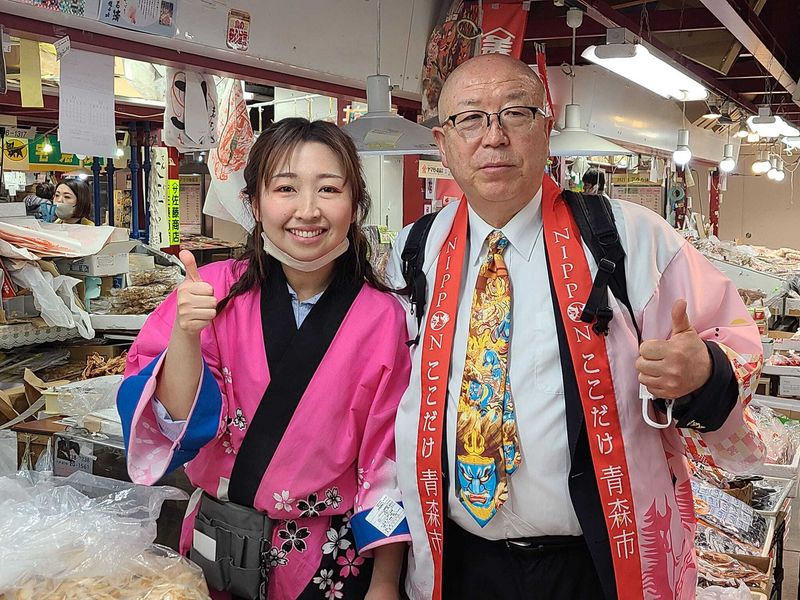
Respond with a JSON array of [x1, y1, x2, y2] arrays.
[[23, 182, 55, 220], [53, 178, 95, 225], [118, 118, 410, 600]]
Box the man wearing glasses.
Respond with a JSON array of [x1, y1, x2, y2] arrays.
[[388, 54, 765, 599]]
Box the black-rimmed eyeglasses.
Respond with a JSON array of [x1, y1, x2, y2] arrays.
[[442, 106, 546, 138]]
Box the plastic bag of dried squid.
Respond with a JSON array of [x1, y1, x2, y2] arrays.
[[0, 471, 209, 599]]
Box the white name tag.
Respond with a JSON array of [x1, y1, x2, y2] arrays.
[[365, 495, 405, 537], [193, 528, 217, 561]]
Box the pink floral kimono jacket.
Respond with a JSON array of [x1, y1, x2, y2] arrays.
[[386, 186, 766, 600], [117, 260, 412, 599]]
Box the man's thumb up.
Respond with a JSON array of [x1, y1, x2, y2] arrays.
[[670, 299, 693, 337], [180, 249, 202, 283]]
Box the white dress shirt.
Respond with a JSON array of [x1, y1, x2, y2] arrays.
[[446, 188, 583, 539]]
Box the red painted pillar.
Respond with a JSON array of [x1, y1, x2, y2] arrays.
[[403, 155, 426, 225], [709, 170, 720, 237]]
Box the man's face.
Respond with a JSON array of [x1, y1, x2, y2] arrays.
[[433, 63, 551, 207]]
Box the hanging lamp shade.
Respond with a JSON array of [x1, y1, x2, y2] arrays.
[[341, 75, 439, 156], [549, 104, 632, 157]]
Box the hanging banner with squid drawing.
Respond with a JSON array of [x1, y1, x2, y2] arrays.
[[204, 78, 256, 232], [163, 68, 218, 151]]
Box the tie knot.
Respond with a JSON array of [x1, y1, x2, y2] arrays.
[[487, 230, 508, 254]]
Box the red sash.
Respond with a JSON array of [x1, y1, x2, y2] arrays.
[[416, 177, 644, 600]]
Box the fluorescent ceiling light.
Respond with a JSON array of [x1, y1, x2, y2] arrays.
[[702, 105, 721, 120], [783, 136, 800, 149], [549, 104, 632, 157], [342, 75, 438, 155], [747, 107, 799, 138], [582, 43, 708, 102]]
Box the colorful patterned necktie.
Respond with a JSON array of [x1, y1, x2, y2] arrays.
[[455, 230, 522, 526]]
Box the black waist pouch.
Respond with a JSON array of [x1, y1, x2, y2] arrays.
[[189, 492, 273, 599]]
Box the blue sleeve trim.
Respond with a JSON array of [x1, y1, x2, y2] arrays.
[[350, 502, 411, 552], [117, 353, 223, 475]]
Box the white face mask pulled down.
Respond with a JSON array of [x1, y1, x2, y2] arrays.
[[260, 232, 349, 273]]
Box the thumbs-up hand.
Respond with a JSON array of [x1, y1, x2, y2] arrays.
[[175, 250, 217, 335], [635, 299, 712, 400]]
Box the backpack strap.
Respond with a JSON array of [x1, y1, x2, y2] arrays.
[[562, 191, 641, 342], [401, 211, 438, 346]]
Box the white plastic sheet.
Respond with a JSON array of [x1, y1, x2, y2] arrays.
[[7, 262, 94, 339], [0, 471, 193, 595], [696, 582, 753, 600]]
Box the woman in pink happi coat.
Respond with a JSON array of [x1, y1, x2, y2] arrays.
[[118, 119, 410, 600]]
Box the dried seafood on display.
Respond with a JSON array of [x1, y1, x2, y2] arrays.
[[2, 546, 209, 599], [81, 352, 128, 380], [737, 288, 766, 306], [696, 550, 768, 589], [691, 238, 800, 278]]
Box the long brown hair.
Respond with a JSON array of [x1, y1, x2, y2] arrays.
[[218, 118, 390, 313]]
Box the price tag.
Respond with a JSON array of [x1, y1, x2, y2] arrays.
[[365, 495, 405, 537]]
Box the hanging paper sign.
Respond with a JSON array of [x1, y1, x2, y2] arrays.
[[164, 68, 218, 152], [100, 0, 178, 38], [226, 9, 251, 51], [54, 35, 71, 60], [167, 178, 181, 246]]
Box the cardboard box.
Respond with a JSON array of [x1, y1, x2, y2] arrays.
[[785, 298, 800, 317], [57, 240, 138, 277], [779, 375, 800, 398], [68, 343, 128, 363]]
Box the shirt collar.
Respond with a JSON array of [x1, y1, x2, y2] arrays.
[[286, 283, 324, 305], [467, 187, 544, 266]]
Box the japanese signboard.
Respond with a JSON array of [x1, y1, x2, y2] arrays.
[[167, 178, 181, 246]]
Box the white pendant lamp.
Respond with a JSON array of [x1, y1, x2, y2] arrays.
[[550, 9, 632, 158], [550, 104, 632, 156], [341, 0, 438, 155], [672, 129, 692, 166], [752, 150, 771, 175], [342, 75, 438, 155], [719, 143, 736, 173]]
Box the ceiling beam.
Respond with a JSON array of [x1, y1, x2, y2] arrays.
[[572, 0, 758, 115], [0, 12, 421, 113], [718, 58, 767, 80], [726, 79, 791, 94], [525, 8, 722, 42], [696, 0, 800, 108], [0, 89, 164, 125]]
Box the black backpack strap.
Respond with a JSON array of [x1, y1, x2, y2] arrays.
[[562, 191, 640, 342], [401, 211, 438, 346]]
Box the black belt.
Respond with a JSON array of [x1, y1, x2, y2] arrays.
[[448, 519, 586, 554], [504, 534, 587, 553]]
